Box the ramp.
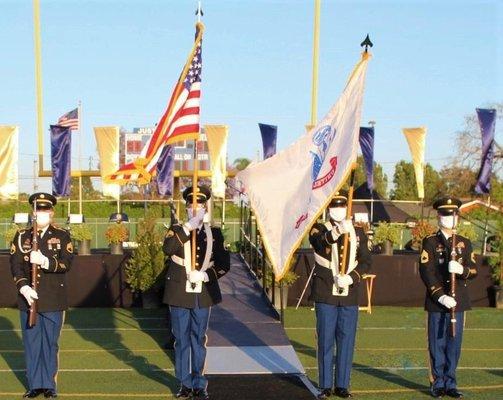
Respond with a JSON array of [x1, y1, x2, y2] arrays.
[[205, 254, 316, 398]]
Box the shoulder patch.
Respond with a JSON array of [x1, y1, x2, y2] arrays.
[[310, 227, 319, 235], [10, 243, 16, 255], [420, 249, 429, 264], [66, 242, 73, 253], [166, 230, 174, 238], [471, 252, 476, 263]]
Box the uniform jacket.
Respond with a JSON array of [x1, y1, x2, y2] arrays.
[[419, 230, 477, 312], [162, 223, 230, 309], [10, 225, 73, 312], [308, 221, 371, 306]]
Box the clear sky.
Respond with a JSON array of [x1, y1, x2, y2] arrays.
[[1, 0, 501, 193]]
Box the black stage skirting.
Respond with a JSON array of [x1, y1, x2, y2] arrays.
[[289, 249, 494, 307], [0, 251, 494, 308]]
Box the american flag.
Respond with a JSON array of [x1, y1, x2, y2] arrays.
[[57, 108, 79, 131], [105, 24, 203, 185]]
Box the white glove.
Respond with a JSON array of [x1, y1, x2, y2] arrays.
[[19, 285, 38, 306], [188, 270, 209, 284], [438, 295, 457, 309], [448, 260, 464, 275], [184, 208, 206, 232], [30, 250, 49, 270], [336, 274, 353, 288]]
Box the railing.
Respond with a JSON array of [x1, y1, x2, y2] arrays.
[[239, 204, 285, 324]]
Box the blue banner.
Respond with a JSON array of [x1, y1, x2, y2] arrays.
[[474, 108, 497, 194], [359, 126, 375, 192], [50, 125, 71, 197], [258, 123, 277, 159], [156, 145, 174, 196]]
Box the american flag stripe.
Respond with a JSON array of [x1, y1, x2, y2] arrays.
[[106, 24, 204, 185], [57, 108, 79, 131]]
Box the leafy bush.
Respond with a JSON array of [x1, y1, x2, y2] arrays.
[[70, 224, 93, 241], [105, 223, 129, 244], [457, 223, 478, 242], [373, 222, 402, 245], [3, 224, 19, 245], [411, 220, 436, 249], [125, 213, 165, 292]]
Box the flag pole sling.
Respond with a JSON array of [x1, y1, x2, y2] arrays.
[[28, 199, 39, 327]]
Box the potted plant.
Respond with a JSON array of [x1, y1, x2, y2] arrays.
[[264, 266, 299, 309], [488, 222, 502, 308], [105, 223, 129, 255], [125, 213, 165, 308], [70, 224, 92, 255], [373, 222, 402, 255], [410, 220, 436, 251]]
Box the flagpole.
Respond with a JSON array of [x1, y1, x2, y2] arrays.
[[78, 100, 83, 215], [368, 120, 376, 224], [33, 0, 44, 175], [310, 0, 321, 126]]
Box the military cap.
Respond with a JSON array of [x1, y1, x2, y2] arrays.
[[328, 190, 348, 208], [28, 192, 57, 209], [433, 196, 462, 215], [183, 185, 211, 204]]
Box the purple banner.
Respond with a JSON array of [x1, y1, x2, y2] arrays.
[[50, 125, 71, 197], [474, 108, 497, 194], [259, 123, 277, 159], [156, 145, 174, 196], [359, 126, 375, 192]]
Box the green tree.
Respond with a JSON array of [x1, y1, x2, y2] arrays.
[[391, 161, 445, 204], [70, 176, 100, 199], [352, 155, 389, 198]]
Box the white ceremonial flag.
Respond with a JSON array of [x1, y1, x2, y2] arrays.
[[237, 52, 371, 280]]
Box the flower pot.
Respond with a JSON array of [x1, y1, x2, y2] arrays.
[[273, 285, 289, 309], [382, 240, 393, 256], [109, 242, 123, 255], [77, 239, 91, 256], [141, 288, 162, 309], [491, 285, 503, 309]]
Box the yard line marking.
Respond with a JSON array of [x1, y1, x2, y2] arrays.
[[350, 384, 503, 394], [293, 347, 503, 352], [0, 368, 175, 373], [304, 366, 503, 371], [285, 327, 503, 331]]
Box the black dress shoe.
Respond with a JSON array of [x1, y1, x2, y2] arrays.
[[23, 390, 43, 398], [334, 387, 353, 398], [175, 385, 192, 398], [43, 390, 57, 398], [445, 389, 463, 398], [193, 388, 209, 400], [318, 388, 332, 399], [431, 388, 445, 398]]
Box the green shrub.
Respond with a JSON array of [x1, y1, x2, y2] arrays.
[[70, 224, 93, 241], [374, 222, 402, 245], [3, 224, 19, 245], [457, 223, 477, 242], [125, 212, 165, 292]]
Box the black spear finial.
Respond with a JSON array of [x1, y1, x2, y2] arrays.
[[360, 34, 373, 52]]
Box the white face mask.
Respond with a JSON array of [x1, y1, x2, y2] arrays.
[[329, 207, 347, 222], [187, 206, 206, 220], [36, 211, 51, 228], [439, 215, 457, 230]]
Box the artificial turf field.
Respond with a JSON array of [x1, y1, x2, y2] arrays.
[[0, 307, 501, 399]]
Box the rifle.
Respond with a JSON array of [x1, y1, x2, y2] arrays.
[[449, 213, 458, 338], [28, 199, 38, 327]]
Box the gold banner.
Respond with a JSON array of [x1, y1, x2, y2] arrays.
[[403, 127, 427, 199], [0, 126, 19, 200], [205, 125, 228, 198], [94, 127, 121, 199]]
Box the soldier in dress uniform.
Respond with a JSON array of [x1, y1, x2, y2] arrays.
[[419, 197, 477, 399], [163, 186, 230, 400], [308, 191, 371, 399], [10, 193, 73, 398]]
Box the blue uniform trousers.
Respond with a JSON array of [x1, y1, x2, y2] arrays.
[[170, 301, 211, 390], [315, 303, 358, 390], [20, 311, 64, 391], [427, 311, 464, 392]]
